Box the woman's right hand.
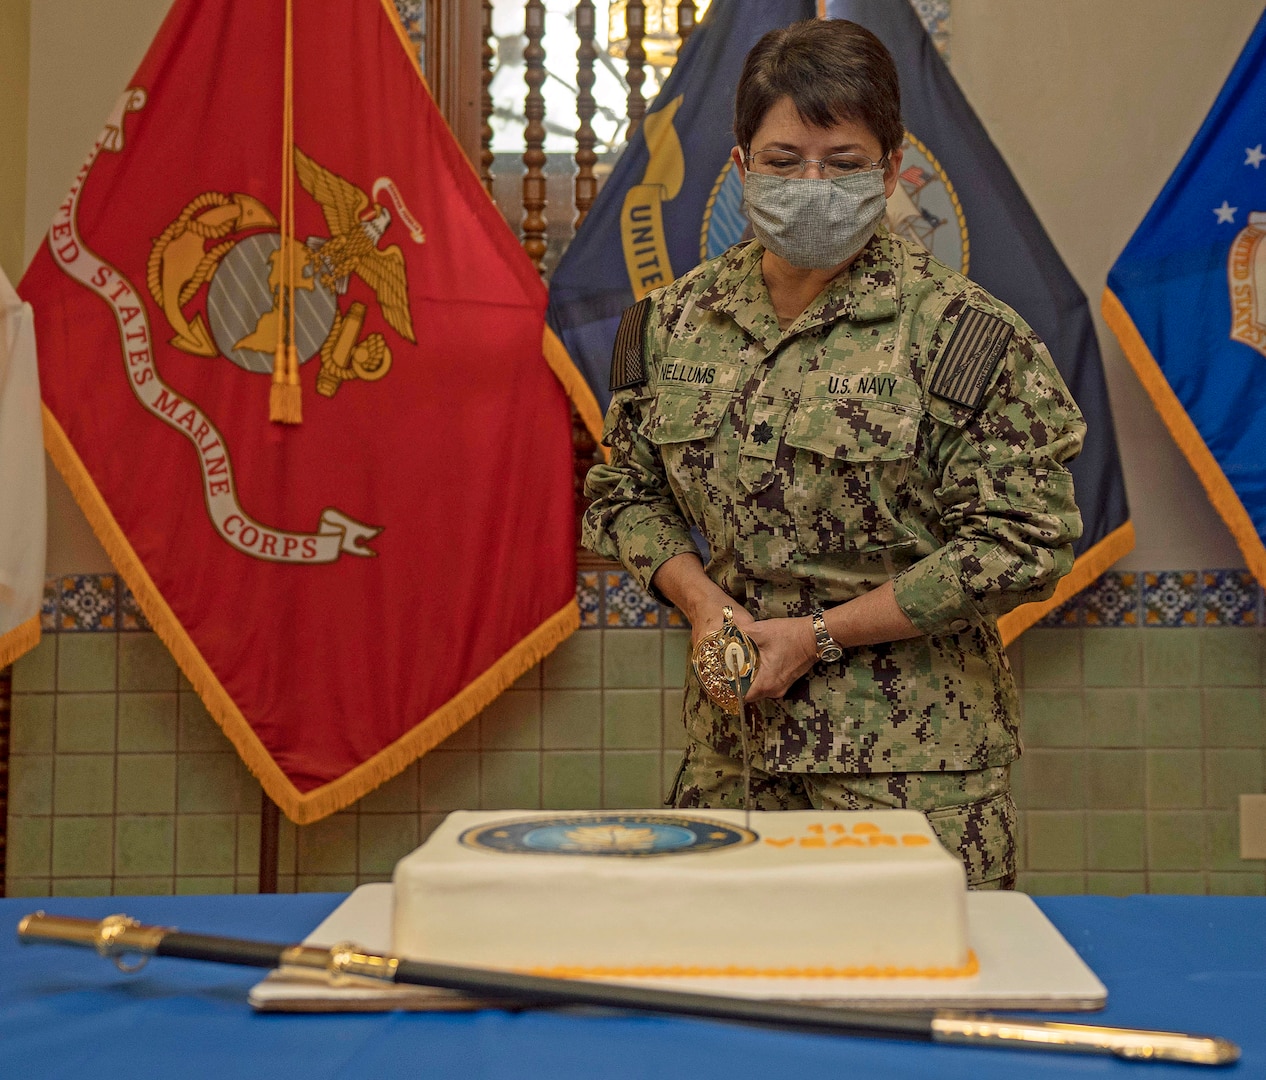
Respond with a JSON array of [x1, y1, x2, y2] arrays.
[[688, 597, 757, 652], [649, 553, 746, 649]]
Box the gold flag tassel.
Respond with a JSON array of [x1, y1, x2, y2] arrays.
[[270, 0, 302, 424]]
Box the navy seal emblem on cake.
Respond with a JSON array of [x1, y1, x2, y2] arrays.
[[460, 813, 757, 857]]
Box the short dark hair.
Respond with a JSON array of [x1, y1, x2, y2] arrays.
[[734, 19, 904, 159]]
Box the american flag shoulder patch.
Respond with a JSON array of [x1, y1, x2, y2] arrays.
[[928, 306, 1015, 412], [609, 297, 653, 392]]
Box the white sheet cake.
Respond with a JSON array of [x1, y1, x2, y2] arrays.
[[392, 809, 972, 977]]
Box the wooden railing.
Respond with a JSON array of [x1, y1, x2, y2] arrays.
[[458, 0, 702, 534], [474, 0, 700, 274]]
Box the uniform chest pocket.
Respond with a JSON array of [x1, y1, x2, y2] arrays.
[[642, 387, 731, 445], [783, 397, 920, 554], [642, 387, 734, 536]]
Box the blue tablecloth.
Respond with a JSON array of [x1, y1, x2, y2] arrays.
[[2, 893, 1262, 1079]]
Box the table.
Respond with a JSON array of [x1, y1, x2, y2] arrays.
[[3, 893, 1262, 1078]]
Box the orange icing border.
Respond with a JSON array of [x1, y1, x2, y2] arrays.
[[524, 950, 979, 980]]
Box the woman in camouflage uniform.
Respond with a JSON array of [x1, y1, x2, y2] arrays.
[[582, 19, 1083, 888]]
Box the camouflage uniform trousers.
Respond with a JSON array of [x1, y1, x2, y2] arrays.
[[668, 734, 1017, 890]]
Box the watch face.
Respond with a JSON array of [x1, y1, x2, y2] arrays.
[[820, 643, 844, 663]]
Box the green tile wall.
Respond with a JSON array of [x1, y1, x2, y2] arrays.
[[5, 623, 1265, 897]]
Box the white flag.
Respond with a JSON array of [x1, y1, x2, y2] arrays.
[[0, 265, 46, 667]]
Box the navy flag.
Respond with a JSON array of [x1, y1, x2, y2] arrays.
[[1103, 11, 1266, 586]]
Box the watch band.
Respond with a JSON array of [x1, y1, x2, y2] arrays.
[[811, 605, 844, 663]]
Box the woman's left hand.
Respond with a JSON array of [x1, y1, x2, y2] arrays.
[[742, 616, 819, 702]]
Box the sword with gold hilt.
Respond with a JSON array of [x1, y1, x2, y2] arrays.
[[691, 605, 760, 825]]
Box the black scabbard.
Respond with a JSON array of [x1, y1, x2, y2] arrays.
[[391, 956, 935, 1040]]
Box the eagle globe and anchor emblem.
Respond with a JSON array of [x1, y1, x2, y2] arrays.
[[55, 92, 428, 565], [460, 813, 758, 857], [148, 145, 423, 399]]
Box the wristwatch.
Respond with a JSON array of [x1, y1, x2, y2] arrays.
[[811, 605, 844, 663]]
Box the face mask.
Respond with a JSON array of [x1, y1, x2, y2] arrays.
[[741, 169, 887, 270]]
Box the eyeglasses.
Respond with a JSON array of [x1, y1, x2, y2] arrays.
[[746, 149, 887, 179]]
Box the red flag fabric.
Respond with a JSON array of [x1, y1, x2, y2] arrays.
[[19, 0, 581, 823]]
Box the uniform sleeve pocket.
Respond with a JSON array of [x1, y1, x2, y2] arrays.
[[978, 465, 1076, 513]]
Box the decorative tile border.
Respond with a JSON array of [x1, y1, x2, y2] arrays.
[[40, 581, 58, 632], [118, 581, 151, 631], [23, 570, 1266, 633], [604, 571, 661, 627], [392, 0, 425, 58], [58, 574, 117, 631], [1201, 570, 1258, 626], [1083, 571, 1140, 627], [1143, 571, 1201, 627], [1037, 592, 1084, 628], [576, 570, 601, 628]]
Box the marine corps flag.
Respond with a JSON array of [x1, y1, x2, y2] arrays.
[[1104, 10, 1266, 584], [824, 0, 1134, 638], [18, 0, 580, 823]]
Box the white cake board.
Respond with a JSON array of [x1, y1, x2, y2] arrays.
[[249, 884, 1106, 1013]]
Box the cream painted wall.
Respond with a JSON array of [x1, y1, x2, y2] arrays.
[[16, 0, 1266, 576], [23, 0, 171, 575], [951, 0, 1263, 569], [0, 0, 30, 283]]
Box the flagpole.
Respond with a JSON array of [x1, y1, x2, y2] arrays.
[[258, 791, 280, 894], [0, 663, 10, 897]]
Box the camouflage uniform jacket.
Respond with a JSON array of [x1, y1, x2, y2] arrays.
[[582, 229, 1085, 774]]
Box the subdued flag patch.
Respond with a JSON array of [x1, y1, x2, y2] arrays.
[[609, 296, 654, 392], [929, 307, 1015, 412]]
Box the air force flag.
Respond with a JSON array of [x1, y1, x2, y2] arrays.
[[1104, 9, 1266, 584]]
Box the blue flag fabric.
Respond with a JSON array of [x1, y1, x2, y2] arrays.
[[552, 0, 1133, 638], [546, 0, 815, 414], [1104, 10, 1266, 584]]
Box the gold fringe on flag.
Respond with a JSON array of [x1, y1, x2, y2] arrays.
[[543, 325, 608, 461], [0, 614, 40, 671], [1102, 287, 1266, 584]]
